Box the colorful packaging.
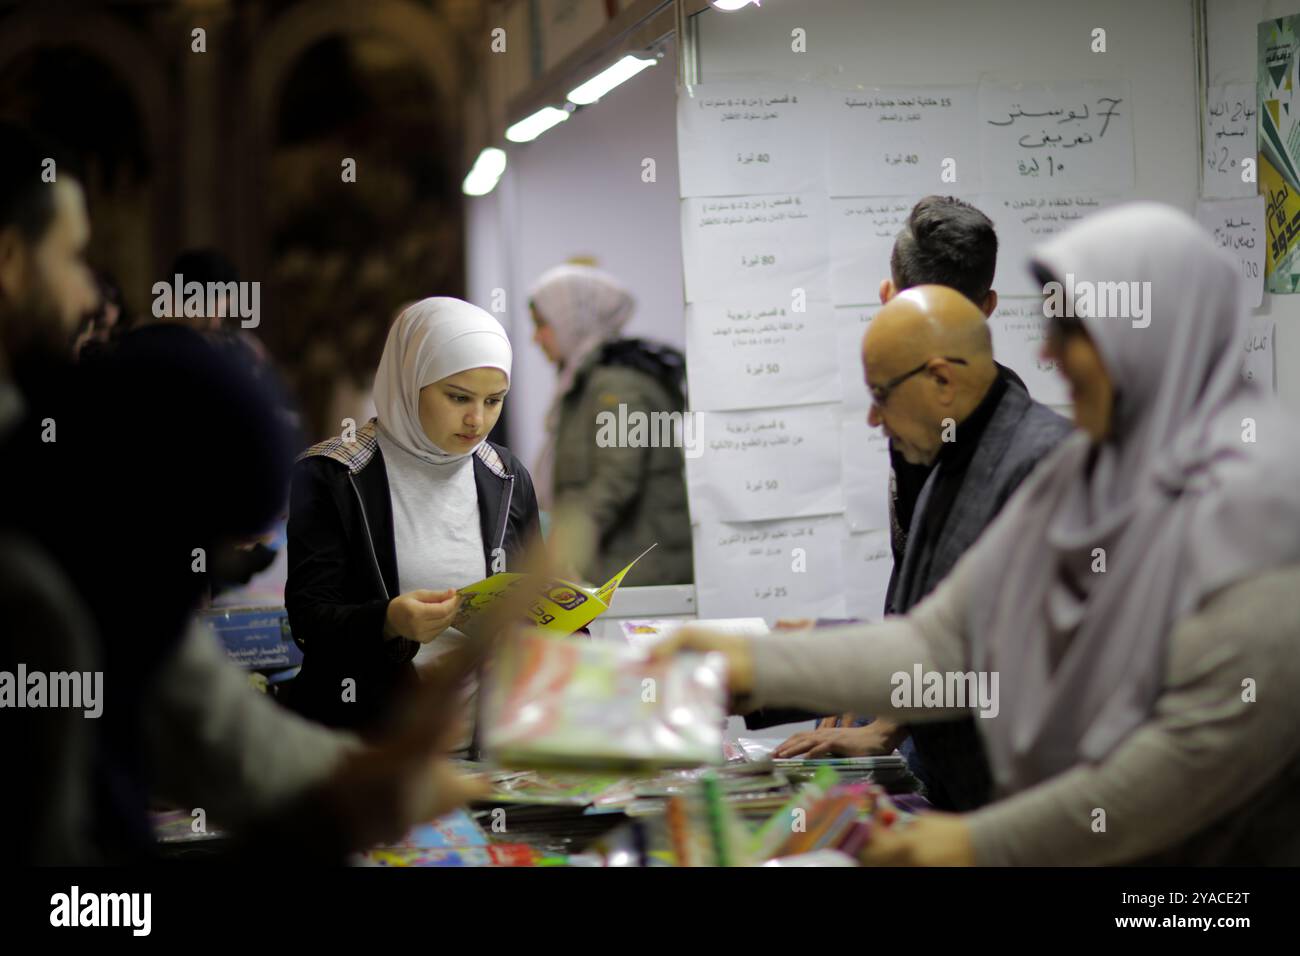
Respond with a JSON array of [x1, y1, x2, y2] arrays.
[[481, 630, 728, 770]]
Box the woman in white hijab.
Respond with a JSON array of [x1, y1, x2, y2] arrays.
[[529, 263, 693, 586], [655, 204, 1300, 865], [286, 298, 541, 737]]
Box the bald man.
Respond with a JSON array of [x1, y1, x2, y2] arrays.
[[778, 284, 1072, 812]]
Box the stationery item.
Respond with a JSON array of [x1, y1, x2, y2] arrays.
[[751, 765, 841, 859], [379, 809, 488, 849], [453, 545, 655, 638], [701, 773, 731, 867], [480, 629, 728, 770], [666, 795, 692, 867], [360, 844, 537, 867]]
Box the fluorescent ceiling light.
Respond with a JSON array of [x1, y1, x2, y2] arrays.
[[462, 147, 507, 197], [567, 54, 657, 106], [505, 106, 570, 143], [712, 0, 759, 10]]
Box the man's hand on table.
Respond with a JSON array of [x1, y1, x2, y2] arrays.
[[773, 719, 906, 758]]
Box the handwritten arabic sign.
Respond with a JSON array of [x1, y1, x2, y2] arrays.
[[1195, 196, 1265, 308], [1242, 319, 1276, 392], [1259, 16, 1300, 292], [979, 81, 1135, 192], [1203, 83, 1258, 199]]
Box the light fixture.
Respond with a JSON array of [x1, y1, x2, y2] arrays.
[[505, 106, 571, 143], [567, 54, 657, 106], [462, 147, 507, 197], [712, 0, 760, 10]]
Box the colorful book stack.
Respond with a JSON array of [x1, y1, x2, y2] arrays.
[[769, 781, 896, 860]]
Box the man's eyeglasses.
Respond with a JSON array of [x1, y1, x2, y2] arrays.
[[868, 357, 968, 407]]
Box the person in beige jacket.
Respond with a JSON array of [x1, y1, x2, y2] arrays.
[[656, 204, 1300, 866]]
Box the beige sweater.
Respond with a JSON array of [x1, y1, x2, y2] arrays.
[[748, 547, 1300, 866]]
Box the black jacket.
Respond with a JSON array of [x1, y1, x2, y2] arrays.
[[283, 419, 540, 733]]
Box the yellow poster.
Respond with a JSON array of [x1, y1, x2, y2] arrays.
[[1260, 16, 1300, 292], [453, 544, 656, 638]]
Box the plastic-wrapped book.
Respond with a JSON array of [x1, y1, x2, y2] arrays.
[[481, 630, 728, 770]]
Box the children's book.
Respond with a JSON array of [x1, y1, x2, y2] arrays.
[[453, 545, 656, 638]]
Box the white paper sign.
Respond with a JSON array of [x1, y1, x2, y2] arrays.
[[685, 300, 839, 411], [980, 193, 1118, 297], [842, 527, 893, 622], [1195, 196, 1265, 309], [988, 300, 1070, 406], [829, 195, 925, 305], [841, 420, 891, 533], [693, 515, 848, 619], [1203, 83, 1258, 200], [835, 304, 880, 408], [979, 81, 1134, 193], [686, 404, 843, 522], [1243, 319, 1276, 392], [827, 86, 980, 196], [680, 193, 829, 302], [677, 81, 828, 198]]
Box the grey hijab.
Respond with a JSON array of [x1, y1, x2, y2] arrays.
[[968, 202, 1300, 794]]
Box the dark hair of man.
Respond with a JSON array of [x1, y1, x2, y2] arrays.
[[0, 121, 69, 242], [890, 195, 998, 304], [170, 248, 240, 286]]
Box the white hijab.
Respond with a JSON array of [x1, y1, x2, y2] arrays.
[[372, 297, 512, 466], [529, 264, 636, 505], [967, 203, 1300, 794]]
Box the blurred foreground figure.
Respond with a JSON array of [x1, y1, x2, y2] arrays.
[[0, 122, 484, 864], [658, 204, 1300, 866], [529, 263, 693, 585]]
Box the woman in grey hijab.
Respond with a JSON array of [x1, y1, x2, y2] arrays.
[[656, 203, 1300, 865]]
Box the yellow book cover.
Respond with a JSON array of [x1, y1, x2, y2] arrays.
[[452, 544, 656, 638]]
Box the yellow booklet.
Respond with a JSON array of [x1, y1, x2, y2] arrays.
[[453, 544, 656, 638]]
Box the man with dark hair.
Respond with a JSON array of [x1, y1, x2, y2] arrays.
[[887, 195, 1000, 312], [773, 197, 1072, 813], [167, 247, 240, 332], [0, 122, 97, 379]]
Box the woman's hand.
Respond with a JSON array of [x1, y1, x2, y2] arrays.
[[649, 626, 757, 702], [858, 813, 975, 867], [385, 589, 462, 643]]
